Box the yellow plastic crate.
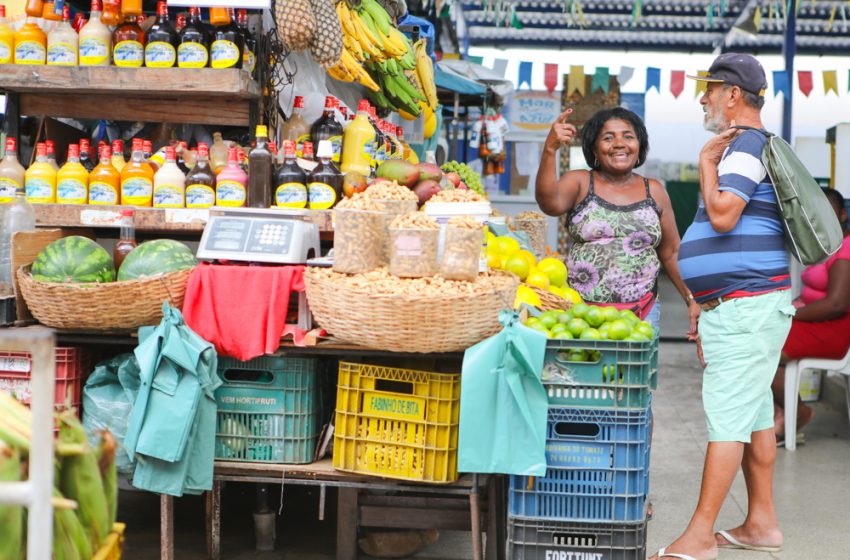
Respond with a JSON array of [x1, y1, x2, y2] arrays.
[[333, 362, 461, 483], [92, 523, 125, 560]]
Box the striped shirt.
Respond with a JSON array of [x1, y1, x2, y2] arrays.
[[678, 130, 790, 303]]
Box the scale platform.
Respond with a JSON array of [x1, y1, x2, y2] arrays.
[[196, 207, 321, 264]]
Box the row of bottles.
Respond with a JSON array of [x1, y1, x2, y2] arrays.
[[0, 1, 255, 70]]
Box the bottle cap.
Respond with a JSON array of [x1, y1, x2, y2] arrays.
[[340, 106, 348, 118], [132, 138, 143, 151], [316, 140, 334, 159], [100, 146, 111, 159], [397, 127, 403, 136], [143, 140, 153, 153], [189, 6, 200, 16], [283, 140, 296, 158], [227, 147, 239, 161], [197, 142, 209, 157], [165, 146, 176, 161], [358, 99, 370, 112], [324, 96, 334, 109], [237, 150, 245, 163], [176, 13, 185, 29], [36, 143, 47, 157], [91, 0, 102, 10], [0, 6, 5, 17], [294, 96, 304, 109], [45, 140, 55, 151], [5, 138, 16, 153], [67, 144, 79, 159], [369, 107, 377, 119], [112, 139, 123, 152], [80, 138, 90, 151], [121, 209, 134, 217], [302, 142, 314, 158], [255, 125, 268, 138], [269, 142, 277, 154], [156, 0, 167, 16], [62, 5, 69, 20], [237, 8, 247, 21]]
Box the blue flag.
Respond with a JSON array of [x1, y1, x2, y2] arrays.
[[646, 67, 661, 92], [773, 70, 790, 97], [518, 61, 533, 89]]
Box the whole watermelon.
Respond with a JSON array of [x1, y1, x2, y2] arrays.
[[117, 239, 198, 281], [32, 236, 116, 283]]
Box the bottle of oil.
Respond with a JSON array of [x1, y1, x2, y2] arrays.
[[210, 6, 242, 69], [275, 140, 307, 208], [247, 125, 272, 208], [310, 96, 343, 165], [307, 140, 342, 210], [177, 6, 209, 68], [185, 142, 215, 208], [145, 0, 178, 68], [280, 95, 311, 160]]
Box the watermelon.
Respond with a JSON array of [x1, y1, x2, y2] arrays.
[[32, 236, 116, 283], [117, 239, 198, 281]]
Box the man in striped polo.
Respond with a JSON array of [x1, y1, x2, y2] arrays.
[[651, 54, 794, 560]]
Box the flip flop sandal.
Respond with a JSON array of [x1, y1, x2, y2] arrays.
[[776, 432, 806, 448], [656, 547, 716, 560], [715, 530, 783, 552]]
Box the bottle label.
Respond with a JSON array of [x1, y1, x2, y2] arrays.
[[145, 41, 176, 68], [361, 138, 377, 164], [0, 41, 11, 64], [113, 40, 144, 67], [275, 182, 307, 208], [216, 179, 245, 207], [153, 184, 184, 208], [47, 41, 77, 65], [186, 184, 215, 208], [177, 41, 208, 68], [15, 40, 46, 65], [210, 40, 239, 68], [296, 134, 311, 158], [0, 178, 20, 203], [375, 143, 387, 164], [79, 36, 109, 65], [57, 178, 87, 204], [25, 178, 54, 203], [121, 176, 152, 205], [307, 182, 337, 210], [150, 149, 167, 168], [243, 49, 255, 73], [88, 181, 118, 204], [328, 135, 343, 163]]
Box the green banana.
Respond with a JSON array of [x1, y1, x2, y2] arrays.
[[367, 88, 393, 110], [361, 0, 392, 36], [398, 50, 416, 70], [357, 9, 384, 48], [393, 72, 422, 102]]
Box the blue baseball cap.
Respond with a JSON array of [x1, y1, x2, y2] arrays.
[[687, 53, 767, 97]]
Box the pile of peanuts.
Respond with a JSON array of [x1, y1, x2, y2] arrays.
[[336, 194, 386, 212], [427, 190, 485, 204], [390, 212, 440, 230], [515, 211, 546, 221], [362, 180, 419, 201], [307, 266, 515, 297], [447, 216, 483, 229]]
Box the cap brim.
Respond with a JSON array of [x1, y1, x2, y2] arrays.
[[686, 75, 724, 82]]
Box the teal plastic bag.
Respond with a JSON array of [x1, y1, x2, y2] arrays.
[[458, 310, 549, 476]]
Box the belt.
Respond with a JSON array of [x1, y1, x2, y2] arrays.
[[700, 296, 729, 312]]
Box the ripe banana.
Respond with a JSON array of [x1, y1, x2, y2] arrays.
[[414, 39, 438, 111], [328, 59, 356, 83]]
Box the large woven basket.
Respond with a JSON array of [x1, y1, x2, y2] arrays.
[[527, 284, 574, 312], [304, 269, 518, 353], [17, 265, 193, 330]]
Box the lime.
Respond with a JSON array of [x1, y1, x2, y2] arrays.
[[525, 317, 541, 327], [537, 257, 568, 288], [568, 350, 588, 362], [527, 322, 550, 334], [601, 306, 620, 323], [585, 306, 605, 327], [571, 302, 590, 319], [539, 312, 559, 329], [635, 322, 656, 339], [553, 331, 574, 340], [496, 236, 521, 256], [567, 318, 590, 337], [526, 268, 550, 290], [557, 311, 573, 325], [550, 323, 569, 336], [608, 319, 632, 340], [505, 254, 531, 281], [619, 309, 641, 326], [516, 249, 537, 268], [580, 328, 602, 340]]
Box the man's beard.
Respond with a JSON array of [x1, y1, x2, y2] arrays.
[[703, 110, 727, 133]]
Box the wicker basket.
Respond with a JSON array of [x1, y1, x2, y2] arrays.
[[527, 284, 574, 312], [304, 269, 518, 353], [17, 265, 193, 330]]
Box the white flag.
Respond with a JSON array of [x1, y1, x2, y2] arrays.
[[491, 58, 509, 78], [619, 66, 635, 87]]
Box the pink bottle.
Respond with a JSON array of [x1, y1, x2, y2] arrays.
[[214, 147, 248, 207]]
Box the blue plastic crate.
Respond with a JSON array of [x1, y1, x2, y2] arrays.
[[508, 516, 647, 560], [543, 337, 658, 409], [214, 356, 321, 464], [509, 406, 651, 522]]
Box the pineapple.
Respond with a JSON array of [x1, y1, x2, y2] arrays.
[[275, 0, 317, 51], [307, 0, 343, 68]]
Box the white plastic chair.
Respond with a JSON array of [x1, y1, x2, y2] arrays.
[[784, 348, 850, 451]]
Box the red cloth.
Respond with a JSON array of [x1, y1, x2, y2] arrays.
[[182, 263, 308, 361], [783, 312, 850, 361], [588, 291, 656, 320]]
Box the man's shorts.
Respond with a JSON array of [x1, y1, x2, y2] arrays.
[[699, 290, 795, 443]]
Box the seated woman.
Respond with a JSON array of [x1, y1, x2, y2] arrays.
[[773, 188, 850, 445]]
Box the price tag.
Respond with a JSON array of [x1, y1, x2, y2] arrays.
[[0, 356, 31, 373], [165, 209, 209, 225], [80, 209, 122, 226]]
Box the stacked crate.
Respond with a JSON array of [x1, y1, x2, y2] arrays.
[[507, 336, 658, 560]]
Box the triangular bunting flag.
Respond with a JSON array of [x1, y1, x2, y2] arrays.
[[518, 61, 533, 89], [491, 58, 508, 78], [619, 66, 635, 87], [670, 70, 685, 98], [592, 67, 610, 93], [568, 65, 586, 96], [694, 70, 710, 98], [773, 70, 790, 97], [468, 56, 484, 65], [646, 67, 661, 93], [544, 64, 559, 94], [798, 70, 813, 96], [823, 70, 838, 95]]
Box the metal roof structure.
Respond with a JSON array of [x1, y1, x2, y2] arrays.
[[462, 0, 850, 54]]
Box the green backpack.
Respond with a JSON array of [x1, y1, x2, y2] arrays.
[[735, 126, 843, 265]]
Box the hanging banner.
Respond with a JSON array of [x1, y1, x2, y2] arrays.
[[773, 70, 790, 97], [507, 91, 562, 137], [518, 61, 533, 89], [544, 63, 559, 94], [491, 58, 509, 78], [645, 67, 661, 92], [620, 92, 646, 122], [823, 70, 838, 95], [592, 67, 610, 93], [798, 70, 813, 97], [567, 65, 585, 96], [670, 70, 685, 98], [619, 66, 635, 87], [469, 55, 484, 65], [694, 70, 710, 98]]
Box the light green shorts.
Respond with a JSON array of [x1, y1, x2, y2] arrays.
[[699, 290, 795, 443]]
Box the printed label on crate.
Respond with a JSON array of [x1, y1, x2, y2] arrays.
[[165, 208, 209, 223], [545, 441, 612, 469], [216, 392, 280, 412], [362, 392, 425, 421], [0, 356, 30, 373], [80, 208, 122, 225], [542, 549, 605, 559]]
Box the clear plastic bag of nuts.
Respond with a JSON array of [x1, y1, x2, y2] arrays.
[[333, 197, 386, 274], [440, 216, 484, 282], [511, 212, 547, 257], [377, 199, 418, 264], [388, 212, 440, 278]]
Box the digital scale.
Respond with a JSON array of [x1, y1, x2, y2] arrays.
[[196, 207, 321, 264]]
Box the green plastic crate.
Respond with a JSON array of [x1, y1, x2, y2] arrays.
[[215, 356, 321, 464]]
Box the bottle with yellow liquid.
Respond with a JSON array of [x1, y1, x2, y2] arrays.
[[88, 145, 120, 205], [56, 144, 89, 204], [120, 138, 154, 206], [25, 143, 57, 203], [79, 0, 111, 66], [0, 138, 26, 203], [47, 5, 78, 66], [111, 139, 126, 172], [0, 5, 14, 64], [340, 99, 376, 177], [14, 16, 46, 65]]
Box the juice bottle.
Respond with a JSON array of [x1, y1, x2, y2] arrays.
[[397, 127, 414, 162], [79, 0, 110, 66], [56, 143, 89, 204], [185, 142, 215, 208], [307, 140, 342, 210], [79, 138, 96, 172], [41, 1, 62, 34], [0, 5, 14, 64], [111, 139, 126, 172], [153, 146, 185, 208], [112, 13, 144, 67], [177, 6, 208, 68], [47, 5, 77, 66], [340, 99, 376, 177], [215, 147, 247, 207], [45, 140, 59, 170], [100, 0, 123, 27], [14, 17, 46, 65], [0, 138, 26, 204], [275, 140, 307, 209], [120, 138, 153, 206], [310, 96, 343, 164], [145, 0, 177, 68], [236, 9, 255, 76], [113, 208, 137, 269], [25, 0, 43, 18], [210, 7, 242, 69], [247, 125, 272, 208], [280, 96, 311, 160], [389, 123, 404, 160], [209, 131, 227, 173], [88, 145, 119, 204], [25, 143, 56, 203]]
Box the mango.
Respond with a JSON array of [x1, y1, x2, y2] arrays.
[[418, 162, 443, 182], [376, 160, 420, 188]]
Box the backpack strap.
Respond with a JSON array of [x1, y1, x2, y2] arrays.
[[731, 125, 773, 138]]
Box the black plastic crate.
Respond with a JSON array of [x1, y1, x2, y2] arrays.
[[508, 516, 647, 560]]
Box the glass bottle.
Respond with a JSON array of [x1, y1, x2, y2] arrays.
[[113, 209, 137, 270], [280, 96, 311, 160], [112, 13, 144, 68], [0, 5, 13, 64], [247, 125, 272, 208], [79, 0, 110, 66], [177, 6, 208, 68], [14, 16, 46, 65], [209, 132, 228, 174], [210, 6, 242, 69], [78, 138, 96, 172], [56, 143, 89, 204], [215, 147, 247, 207], [153, 146, 186, 208], [275, 140, 307, 209], [111, 139, 126, 172], [46, 5, 76, 65], [25, 143, 56, 204], [185, 142, 215, 208], [100, 0, 123, 27], [0, 173, 36, 285], [307, 140, 342, 210], [120, 138, 154, 206], [310, 96, 343, 165], [45, 140, 59, 170], [0, 138, 27, 204], [145, 0, 177, 68], [175, 13, 186, 34], [298, 141, 315, 174], [236, 9, 255, 76], [88, 145, 120, 205]]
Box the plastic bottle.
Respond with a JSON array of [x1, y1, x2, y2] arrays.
[[247, 125, 273, 208], [78, 138, 96, 172], [113, 209, 137, 270], [0, 172, 36, 285], [397, 127, 414, 162], [40, 1, 62, 34], [275, 140, 307, 209], [145, 0, 177, 68], [100, 0, 123, 27], [121, 0, 141, 17], [120, 138, 153, 206], [210, 7, 242, 69], [25, 0, 43, 18], [14, 16, 46, 65], [185, 142, 215, 208], [310, 96, 343, 165], [215, 147, 247, 207], [0, 5, 15, 64], [209, 132, 228, 174], [280, 96, 311, 160], [25, 143, 56, 203], [111, 139, 126, 172], [88, 145, 119, 204], [307, 140, 342, 210], [45, 140, 59, 170], [0, 138, 26, 204], [79, 0, 111, 66], [177, 6, 209, 68], [341, 99, 376, 177], [56, 143, 89, 204], [153, 146, 186, 208], [47, 5, 76, 66]]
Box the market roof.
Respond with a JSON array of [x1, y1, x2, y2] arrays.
[[462, 0, 850, 54]]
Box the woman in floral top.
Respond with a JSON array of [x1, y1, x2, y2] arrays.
[[535, 106, 699, 333]]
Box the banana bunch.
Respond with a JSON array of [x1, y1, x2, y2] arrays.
[[365, 57, 424, 116], [414, 38, 438, 111], [328, 49, 381, 92]]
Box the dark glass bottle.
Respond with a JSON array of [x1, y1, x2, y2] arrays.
[[307, 140, 342, 210], [247, 125, 272, 208], [275, 140, 307, 208], [112, 14, 145, 68], [236, 9, 256, 77], [185, 142, 216, 208], [310, 96, 343, 165], [78, 138, 96, 172], [210, 7, 243, 69], [145, 0, 177, 68], [177, 6, 209, 68]]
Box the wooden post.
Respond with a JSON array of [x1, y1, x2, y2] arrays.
[[205, 482, 221, 560], [336, 488, 359, 560], [469, 474, 483, 560], [160, 494, 174, 560]]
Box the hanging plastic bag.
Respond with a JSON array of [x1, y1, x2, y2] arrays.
[[458, 310, 549, 476]]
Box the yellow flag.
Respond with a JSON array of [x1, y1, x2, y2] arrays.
[[824, 70, 838, 95], [694, 70, 710, 98], [568, 65, 586, 96]]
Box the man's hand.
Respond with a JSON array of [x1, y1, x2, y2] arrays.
[[699, 120, 741, 165], [544, 108, 577, 154], [686, 301, 706, 368]]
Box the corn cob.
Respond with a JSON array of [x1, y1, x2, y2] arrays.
[[97, 431, 118, 528], [0, 441, 23, 560], [54, 488, 91, 560]]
